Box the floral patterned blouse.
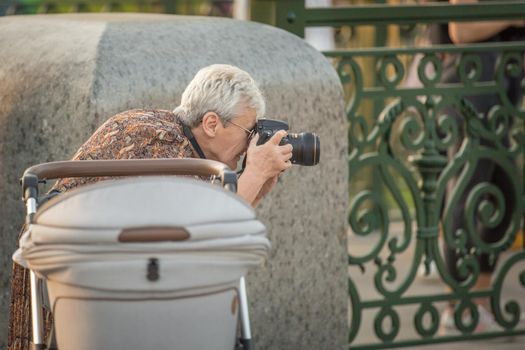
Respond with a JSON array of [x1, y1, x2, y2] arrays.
[[52, 109, 196, 192]]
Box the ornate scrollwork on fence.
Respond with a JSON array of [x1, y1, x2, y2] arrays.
[[333, 45, 525, 349]]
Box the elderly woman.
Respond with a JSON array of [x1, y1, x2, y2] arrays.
[[8, 64, 292, 350], [52, 64, 293, 206]]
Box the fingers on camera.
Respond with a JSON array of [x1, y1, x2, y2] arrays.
[[270, 130, 287, 144]]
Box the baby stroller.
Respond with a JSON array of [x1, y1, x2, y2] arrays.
[[14, 158, 270, 350]]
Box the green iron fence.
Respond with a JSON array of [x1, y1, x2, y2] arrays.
[[254, 0, 525, 349]]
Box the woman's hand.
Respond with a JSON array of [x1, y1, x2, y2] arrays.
[[245, 131, 293, 178], [237, 130, 293, 207]]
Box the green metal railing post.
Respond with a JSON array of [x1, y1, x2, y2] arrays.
[[275, 0, 305, 38], [251, 0, 305, 37], [372, 0, 387, 218], [162, 0, 176, 14]]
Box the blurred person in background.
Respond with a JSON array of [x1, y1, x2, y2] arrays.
[[426, 0, 525, 333]]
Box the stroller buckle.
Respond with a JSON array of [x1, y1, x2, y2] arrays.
[[147, 258, 160, 282]]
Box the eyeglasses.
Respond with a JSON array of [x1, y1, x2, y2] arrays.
[[227, 120, 256, 140]]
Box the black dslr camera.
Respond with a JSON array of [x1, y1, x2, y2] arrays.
[[256, 119, 320, 166]]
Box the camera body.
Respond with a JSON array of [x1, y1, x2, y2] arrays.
[[256, 119, 290, 146], [255, 118, 320, 166]]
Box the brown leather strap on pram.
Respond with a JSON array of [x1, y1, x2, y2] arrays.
[[22, 158, 236, 189]]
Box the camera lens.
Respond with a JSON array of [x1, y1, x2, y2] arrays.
[[287, 132, 320, 166]]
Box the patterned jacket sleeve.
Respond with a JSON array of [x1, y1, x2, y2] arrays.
[[52, 109, 194, 192]]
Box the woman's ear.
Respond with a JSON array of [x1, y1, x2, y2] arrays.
[[201, 111, 221, 137]]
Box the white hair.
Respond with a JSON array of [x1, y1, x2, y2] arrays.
[[174, 64, 265, 127]]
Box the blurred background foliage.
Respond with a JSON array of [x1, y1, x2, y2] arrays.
[[0, 0, 234, 16]]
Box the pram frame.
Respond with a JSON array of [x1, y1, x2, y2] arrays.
[[20, 158, 253, 350]]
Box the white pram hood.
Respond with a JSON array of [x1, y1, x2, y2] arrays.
[[17, 176, 270, 293]]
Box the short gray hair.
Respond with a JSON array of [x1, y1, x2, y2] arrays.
[[174, 64, 265, 128]]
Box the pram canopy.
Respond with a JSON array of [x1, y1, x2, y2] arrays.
[[20, 176, 270, 292]]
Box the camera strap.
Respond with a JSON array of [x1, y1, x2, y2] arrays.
[[182, 124, 207, 159]]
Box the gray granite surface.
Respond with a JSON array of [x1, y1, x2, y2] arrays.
[[0, 14, 347, 349]]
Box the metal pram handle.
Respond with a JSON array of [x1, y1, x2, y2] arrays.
[[22, 158, 236, 187]]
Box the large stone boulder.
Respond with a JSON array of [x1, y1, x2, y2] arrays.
[[0, 13, 347, 349]]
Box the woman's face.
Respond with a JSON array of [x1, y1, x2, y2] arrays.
[[210, 107, 257, 170]]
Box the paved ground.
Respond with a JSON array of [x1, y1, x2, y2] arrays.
[[347, 222, 525, 350]]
